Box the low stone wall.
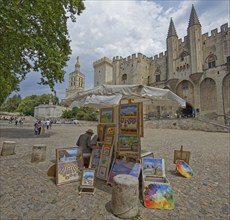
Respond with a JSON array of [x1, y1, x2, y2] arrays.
[[144, 118, 229, 133]]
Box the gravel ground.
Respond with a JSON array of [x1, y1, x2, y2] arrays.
[[0, 121, 229, 220]]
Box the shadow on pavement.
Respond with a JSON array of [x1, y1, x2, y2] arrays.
[[0, 127, 55, 139]]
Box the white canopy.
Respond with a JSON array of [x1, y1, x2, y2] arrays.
[[62, 84, 186, 108]]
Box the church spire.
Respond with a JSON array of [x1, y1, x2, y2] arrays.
[[75, 56, 80, 71], [167, 18, 178, 38], [188, 4, 201, 28]]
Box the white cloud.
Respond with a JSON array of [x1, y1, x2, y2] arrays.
[[17, 0, 229, 101]]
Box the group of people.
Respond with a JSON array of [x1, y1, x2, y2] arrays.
[[34, 119, 52, 135], [76, 129, 98, 168]]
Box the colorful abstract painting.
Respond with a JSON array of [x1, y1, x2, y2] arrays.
[[56, 147, 83, 185], [142, 157, 165, 177], [107, 159, 141, 184], [143, 182, 174, 209], [176, 160, 193, 178], [118, 135, 140, 158]]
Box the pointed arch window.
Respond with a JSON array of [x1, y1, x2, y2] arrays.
[[122, 73, 127, 83], [155, 68, 161, 82], [206, 54, 217, 68]]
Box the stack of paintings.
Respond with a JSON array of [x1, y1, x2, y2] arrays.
[[96, 124, 115, 181], [56, 147, 83, 185], [141, 157, 174, 209]]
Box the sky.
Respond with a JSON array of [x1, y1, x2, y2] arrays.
[[16, 0, 229, 101]]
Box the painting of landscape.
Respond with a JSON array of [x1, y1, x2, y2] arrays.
[[118, 135, 140, 158], [107, 159, 141, 184], [81, 169, 95, 188], [100, 108, 114, 123], [142, 158, 165, 177], [56, 147, 83, 185]]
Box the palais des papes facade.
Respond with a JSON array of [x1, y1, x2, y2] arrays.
[[93, 5, 230, 124]]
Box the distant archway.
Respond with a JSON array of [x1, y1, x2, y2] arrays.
[[223, 74, 230, 122], [176, 80, 194, 106], [200, 78, 217, 113]]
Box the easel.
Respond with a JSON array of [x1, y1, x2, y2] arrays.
[[173, 145, 191, 164]]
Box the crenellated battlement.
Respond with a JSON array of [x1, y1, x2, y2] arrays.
[[202, 23, 229, 40], [93, 57, 113, 67], [153, 51, 167, 61]]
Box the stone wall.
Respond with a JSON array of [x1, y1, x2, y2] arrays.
[[144, 118, 229, 133]]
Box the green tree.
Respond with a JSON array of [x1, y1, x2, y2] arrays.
[[16, 94, 57, 116], [62, 106, 98, 121], [0, 94, 22, 112], [0, 0, 85, 105]]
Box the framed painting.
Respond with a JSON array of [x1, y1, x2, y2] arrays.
[[100, 108, 114, 123], [103, 135, 114, 145], [142, 158, 165, 178], [105, 126, 115, 135], [101, 145, 111, 157], [80, 168, 96, 189], [89, 148, 102, 169], [107, 159, 141, 185], [56, 147, 83, 185], [100, 156, 110, 167], [119, 103, 139, 134], [118, 134, 140, 159], [143, 181, 174, 209], [97, 166, 107, 179], [97, 124, 106, 142]]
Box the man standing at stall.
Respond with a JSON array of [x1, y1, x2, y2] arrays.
[[76, 129, 94, 167]]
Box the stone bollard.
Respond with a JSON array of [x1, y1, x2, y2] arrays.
[[111, 174, 139, 219], [31, 144, 46, 163], [1, 141, 16, 156]]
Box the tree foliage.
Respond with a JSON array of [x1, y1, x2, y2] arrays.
[[62, 107, 98, 121], [0, 94, 22, 112], [15, 94, 58, 116], [0, 0, 85, 105]]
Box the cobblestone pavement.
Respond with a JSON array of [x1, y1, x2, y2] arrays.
[[0, 122, 229, 220]]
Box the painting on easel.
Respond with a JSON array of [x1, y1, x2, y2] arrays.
[[79, 168, 96, 195]]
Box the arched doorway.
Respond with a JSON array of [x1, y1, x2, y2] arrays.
[[222, 74, 230, 124], [200, 78, 217, 114], [176, 80, 195, 106]]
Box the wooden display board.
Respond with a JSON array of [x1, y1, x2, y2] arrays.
[[56, 147, 83, 185]]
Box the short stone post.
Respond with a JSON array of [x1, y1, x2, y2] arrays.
[[1, 141, 16, 156], [111, 174, 139, 219], [31, 144, 46, 163]]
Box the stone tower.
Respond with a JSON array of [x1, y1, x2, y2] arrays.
[[66, 56, 85, 97], [167, 18, 178, 80], [187, 5, 203, 74], [93, 57, 113, 87]]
